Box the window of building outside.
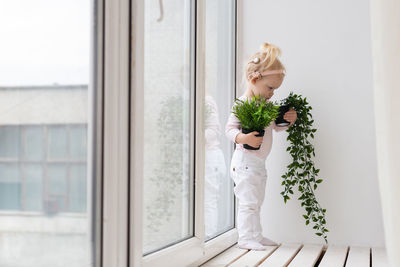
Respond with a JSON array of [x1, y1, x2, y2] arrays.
[[0, 124, 87, 213], [0, 1, 94, 266]]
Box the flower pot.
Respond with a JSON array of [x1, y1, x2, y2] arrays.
[[275, 105, 290, 127], [241, 128, 265, 150]]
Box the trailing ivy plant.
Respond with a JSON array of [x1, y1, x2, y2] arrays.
[[232, 94, 280, 132], [278, 92, 329, 244]]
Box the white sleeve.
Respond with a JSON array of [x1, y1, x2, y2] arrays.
[[225, 106, 241, 144]]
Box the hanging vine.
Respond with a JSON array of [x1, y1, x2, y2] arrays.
[[278, 92, 329, 243]]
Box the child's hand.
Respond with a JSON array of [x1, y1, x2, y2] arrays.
[[236, 132, 263, 147], [284, 108, 297, 126]]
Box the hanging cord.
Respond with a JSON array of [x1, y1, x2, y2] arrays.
[[157, 0, 164, 22]]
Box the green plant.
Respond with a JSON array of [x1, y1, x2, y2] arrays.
[[279, 91, 329, 244], [232, 95, 280, 132]]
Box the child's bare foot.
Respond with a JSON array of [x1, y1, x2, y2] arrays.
[[237, 240, 267, 250], [258, 236, 279, 246]]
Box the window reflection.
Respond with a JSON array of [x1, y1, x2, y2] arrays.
[[142, 0, 194, 255], [204, 94, 227, 239], [203, 0, 235, 240]]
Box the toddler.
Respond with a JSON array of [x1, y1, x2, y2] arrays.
[[225, 42, 297, 250]]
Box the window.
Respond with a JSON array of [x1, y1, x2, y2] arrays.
[[131, 0, 238, 266], [0, 1, 98, 266], [0, 124, 87, 213], [142, 0, 195, 255]]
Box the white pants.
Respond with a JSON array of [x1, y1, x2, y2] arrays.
[[230, 149, 268, 244], [204, 149, 226, 239]]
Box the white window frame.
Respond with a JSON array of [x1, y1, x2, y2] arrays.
[[87, 0, 105, 265], [101, 0, 130, 265]]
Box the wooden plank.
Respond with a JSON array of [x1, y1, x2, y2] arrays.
[[372, 247, 389, 267], [345, 246, 370, 267], [258, 243, 303, 267], [228, 245, 279, 267], [201, 246, 249, 267], [287, 244, 324, 267], [318, 245, 348, 267]]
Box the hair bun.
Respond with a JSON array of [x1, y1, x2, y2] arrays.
[[258, 42, 282, 69], [260, 42, 281, 56], [260, 42, 270, 53]]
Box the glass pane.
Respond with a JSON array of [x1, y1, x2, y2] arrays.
[[0, 163, 21, 210], [48, 126, 68, 159], [0, 0, 94, 266], [24, 126, 45, 161], [69, 126, 87, 160], [69, 164, 87, 212], [204, 0, 235, 240], [47, 164, 68, 196], [24, 164, 43, 211], [47, 164, 67, 213], [0, 126, 20, 158], [142, 0, 194, 255]]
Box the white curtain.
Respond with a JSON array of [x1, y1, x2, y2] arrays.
[[369, 0, 400, 266]]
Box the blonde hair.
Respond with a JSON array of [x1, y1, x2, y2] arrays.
[[241, 42, 286, 89]]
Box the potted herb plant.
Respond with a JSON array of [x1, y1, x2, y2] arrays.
[[232, 95, 280, 150], [278, 91, 329, 244]]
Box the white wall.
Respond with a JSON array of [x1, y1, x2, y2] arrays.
[[238, 0, 385, 246]]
